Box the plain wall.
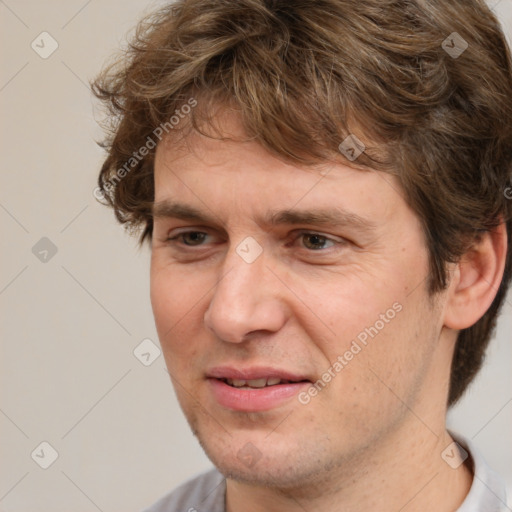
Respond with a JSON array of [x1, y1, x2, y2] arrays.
[[1, 1, 511, 510]]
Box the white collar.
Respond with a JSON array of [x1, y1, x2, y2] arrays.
[[452, 433, 509, 511]]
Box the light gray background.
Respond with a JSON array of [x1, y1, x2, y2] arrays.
[[1, 1, 511, 511]]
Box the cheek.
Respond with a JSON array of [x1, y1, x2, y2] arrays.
[[150, 272, 181, 333], [313, 276, 435, 401], [347, 297, 438, 409], [150, 260, 210, 369], [150, 262, 196, 340], [298, 272, 402, 354]]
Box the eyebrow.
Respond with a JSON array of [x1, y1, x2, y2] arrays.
[[152, 200, 377, 232]]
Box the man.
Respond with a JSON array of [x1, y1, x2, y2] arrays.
[[92, 0, 512, 510]]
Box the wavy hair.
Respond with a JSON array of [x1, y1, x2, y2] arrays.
[[92, 0, 512, 405]]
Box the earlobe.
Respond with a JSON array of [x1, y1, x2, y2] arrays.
[[443, 222, 507, 331]]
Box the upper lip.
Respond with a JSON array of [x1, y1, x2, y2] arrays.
[[207, 366, 311, 382]]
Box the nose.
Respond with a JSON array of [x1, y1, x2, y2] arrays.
[[203, 244, 288, 343]]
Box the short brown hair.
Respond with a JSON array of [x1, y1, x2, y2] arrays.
[[92, 0, 512, 405]]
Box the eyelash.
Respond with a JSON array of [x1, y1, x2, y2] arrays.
[[165, 230, 343, 252]]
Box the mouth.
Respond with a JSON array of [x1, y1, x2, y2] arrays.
[[220, 377, 309, 389], [206, 367, 312, 412]]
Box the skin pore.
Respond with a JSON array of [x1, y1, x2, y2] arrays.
[[149, 108, 505, 512]]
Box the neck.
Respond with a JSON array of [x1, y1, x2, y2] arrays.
[[226, 423, 472, 512]]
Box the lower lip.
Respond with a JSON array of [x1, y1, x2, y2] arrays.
[[208, 378, 310, 412]]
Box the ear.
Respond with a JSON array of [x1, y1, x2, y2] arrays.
[[443, 221, 508, 330]]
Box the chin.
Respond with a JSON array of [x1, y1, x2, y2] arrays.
[[194, 425, 337, 490]]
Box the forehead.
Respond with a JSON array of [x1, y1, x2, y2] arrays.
[[154, 101, 380, 177], [152, 109, 407, 229]]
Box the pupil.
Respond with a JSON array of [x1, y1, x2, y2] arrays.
[[184, 232, 205, 245], [305, 234, 325, 250]]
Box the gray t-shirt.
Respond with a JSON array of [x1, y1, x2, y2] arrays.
[[143, 435, 508, 512]]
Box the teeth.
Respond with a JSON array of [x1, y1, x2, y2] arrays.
[[225, 377, 284, 388], [247, 378, 267, 388]]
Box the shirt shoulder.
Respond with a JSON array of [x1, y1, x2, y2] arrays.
[[142, 468, 225, 512], [453, 433, 509, 512]]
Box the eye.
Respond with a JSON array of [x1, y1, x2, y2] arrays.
[[282, 230, 346, 253], [167, 231, 210, 246], [301, 233, 335, 251]]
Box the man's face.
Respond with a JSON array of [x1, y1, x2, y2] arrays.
[[150, 111, 449, 488]]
